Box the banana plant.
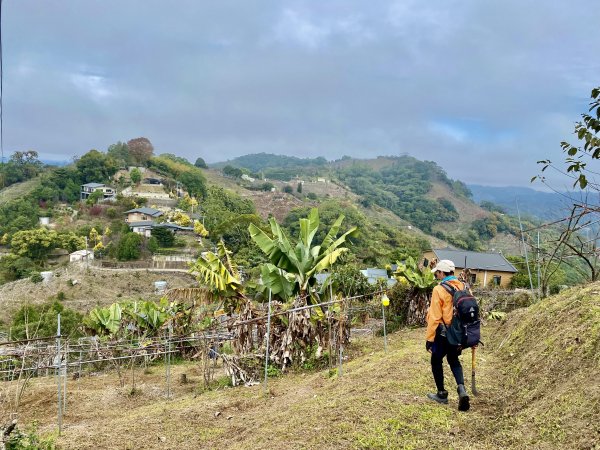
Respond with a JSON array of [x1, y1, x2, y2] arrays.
[[393, 256, 437, 291], [84, 303, 123, 336], [393, 256, 437, 325], [129, 301, 168, 333], [189, 239, 245, 310], [249, 208, 357, 303]]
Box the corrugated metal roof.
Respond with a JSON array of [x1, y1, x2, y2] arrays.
[[154, 223, 194, 231], [124, 207, 163, 216], [129, 221, 155, 227], [81, 182, 105, 188], [431, 248, 517, 273]]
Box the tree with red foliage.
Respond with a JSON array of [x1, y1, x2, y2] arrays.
[[127, 137, 154, 166]]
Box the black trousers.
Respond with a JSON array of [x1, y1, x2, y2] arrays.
[[431, 330, 464, 392]]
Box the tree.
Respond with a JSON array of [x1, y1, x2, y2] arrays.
[[0, 150, 42, 187], [117, 233, 142, 260], [107, 141, 131, 167], [249, 208, 357, 302], [0, 255, 36, 281], [130, 167, 142, 185], [11, 300, 83, 340], [171, 211, 192, 226], [532, 87, 600, 293], [260, 182, 275, 192], [190, 240, 244, 308], [177, 193, 198, 212], [179, 171, 207, 198], [193, 220, 209, 238], [127, 137, 154, 166], [10, 228, 58, 261], [282, 185, 293, 194], [194, 157, 208, 169], [86, 189, 104, 205], [297, 182, 303, 193], [147, 236, 159, 254], [89, 228, 100, 247], [151, 227, 175, 247], [76, 150, 118, 183], [56, 232, 86, 252], [537, 87, 600, 190], [222, 165, 243, 178]]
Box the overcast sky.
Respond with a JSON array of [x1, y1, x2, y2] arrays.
[[2, 1, 598, 188]]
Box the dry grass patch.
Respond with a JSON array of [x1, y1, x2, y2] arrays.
[[4, 288, 599, 449]]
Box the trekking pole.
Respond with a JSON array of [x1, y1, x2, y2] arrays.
[[471, 347, 478, 396]]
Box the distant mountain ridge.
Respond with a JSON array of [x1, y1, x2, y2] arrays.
[[468, 184, 575, 221]]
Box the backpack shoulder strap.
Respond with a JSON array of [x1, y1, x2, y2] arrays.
[[440, 282, 456, 295]]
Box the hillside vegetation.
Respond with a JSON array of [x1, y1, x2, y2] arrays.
[[0, 266, 197, 328], [11, 283, 599, 449]]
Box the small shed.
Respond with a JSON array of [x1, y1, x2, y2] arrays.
[[69, 249, 94, 263]]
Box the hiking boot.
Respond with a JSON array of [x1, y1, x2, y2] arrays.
[[457, 384, 470, 411], [426, 390, 448, 404]]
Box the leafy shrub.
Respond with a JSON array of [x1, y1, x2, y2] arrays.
[[5, 421, 55, 450], [11, 300, 83, 340], [147, 236, 159, 254], [29, 272, 43, 283], [0, 255, 36, 282], [266, 364, 282, 378]]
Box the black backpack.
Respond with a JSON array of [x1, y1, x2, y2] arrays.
[[440, 282, 481, 349]]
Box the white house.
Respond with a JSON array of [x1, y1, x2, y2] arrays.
[[81, 183, 116, 201]]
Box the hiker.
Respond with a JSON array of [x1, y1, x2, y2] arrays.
[[425, 259, 470, 411]]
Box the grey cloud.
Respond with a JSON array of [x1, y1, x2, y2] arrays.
[[2, 0, 598, 188]]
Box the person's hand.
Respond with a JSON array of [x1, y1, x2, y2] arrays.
[[426, 341, 433, 353]]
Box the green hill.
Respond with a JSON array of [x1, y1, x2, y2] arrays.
[[212, 153, 525, 253], [0, 178, 40, 206]]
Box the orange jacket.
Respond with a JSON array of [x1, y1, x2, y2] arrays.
[[425, 278, 464, 342]]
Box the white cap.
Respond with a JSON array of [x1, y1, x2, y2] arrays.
[[431, 259, 455, 273]]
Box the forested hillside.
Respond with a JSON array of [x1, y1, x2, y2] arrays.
[[217, 153, 519, 252]]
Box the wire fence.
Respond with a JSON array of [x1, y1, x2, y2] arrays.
[[0, 289, 390, 434], [0, 285, 533, 435]]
